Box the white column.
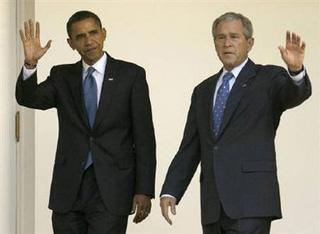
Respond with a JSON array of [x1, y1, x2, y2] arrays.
[[16, 0, 36, 234], [0, 0, 17, 233]]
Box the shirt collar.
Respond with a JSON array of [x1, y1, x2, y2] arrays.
[[82, 53, 107, 76], [222, 58, 248, 78]]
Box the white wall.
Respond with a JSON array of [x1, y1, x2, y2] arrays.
[[0, 0, 17, 234], [28, 0, 320, 233]]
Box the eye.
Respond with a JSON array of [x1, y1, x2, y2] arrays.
[[75, 33, 86, 41], [89, 30, 99, 36], [230, 34, 240, 39], [216, 35, 225, 41]]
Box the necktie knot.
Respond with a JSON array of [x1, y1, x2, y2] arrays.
[[86, 67, 95, 79], [222, 72, 233, 83]]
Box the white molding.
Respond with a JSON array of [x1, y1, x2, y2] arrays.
[[16, 1, 35, 234]]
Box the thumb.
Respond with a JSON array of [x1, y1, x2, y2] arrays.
[[170, 202, 176, 215], [278, 45, 285, 54], [44, 40, 52, 50], [131, 198, 137, 214]]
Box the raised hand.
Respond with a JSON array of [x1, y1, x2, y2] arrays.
[[278, 31, 306, 72], [19, 19, 52, 68]]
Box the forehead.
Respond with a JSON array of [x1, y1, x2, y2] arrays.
[[215, 19, 245, 35], [69, 18, 100, 36]]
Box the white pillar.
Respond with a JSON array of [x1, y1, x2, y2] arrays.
[[0, 0, 17, 233]]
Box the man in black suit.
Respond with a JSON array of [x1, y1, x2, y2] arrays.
[[16, 11, 156, 234], [160, 12, 311, 234]]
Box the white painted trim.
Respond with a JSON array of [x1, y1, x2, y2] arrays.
[[16, 1, 35, 234]]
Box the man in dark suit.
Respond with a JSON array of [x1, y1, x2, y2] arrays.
[[16, 10, 156, 234], [160, 12, 311, 234]]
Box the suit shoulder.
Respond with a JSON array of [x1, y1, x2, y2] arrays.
[[113, 58, 145, 72], [50, 63, 77, 73], [194, 75, 215, 91], [255, 64, 286, 74]]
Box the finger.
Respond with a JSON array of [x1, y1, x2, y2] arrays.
[[40, 40, 52, 58], [29, 19, 34, 38], [292, 32, 297, 44], [44, 40, 52, 50], [24, 21, 30, 39], [301, 41, 306, 51], [136, 202, 144, 216], [133, 211, 148, 223], [36, 22, 40, 39], [19, 29, 26, 42], [296, 34, 301, 46], [160, 201, 172, 225], [286, 30, 290, 45], [278, 45, 286, 57], [133, 204, 148, 223], [170, 202, 176, 215]]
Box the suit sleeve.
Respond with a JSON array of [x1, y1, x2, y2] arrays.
[[271, 67, 311, 112], [16, 67, 57, 110], [131, 67, 156, 198], [160, 88, 201, 204]]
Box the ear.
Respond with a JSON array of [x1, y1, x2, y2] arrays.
[[102, 28, 107, 40], [247, 37, 254, 52], [67, 38, 75, 50]]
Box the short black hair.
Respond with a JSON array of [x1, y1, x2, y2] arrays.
[[67, 10, 102, 37]]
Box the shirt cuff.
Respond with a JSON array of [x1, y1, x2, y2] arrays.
[[22, 65, 37, 80], [287, 68, 306, 85], [161, 194, 176, 199]]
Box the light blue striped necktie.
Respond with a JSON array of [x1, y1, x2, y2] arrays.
[[83, 67, 97, 169], [212, 72, 234, 136]]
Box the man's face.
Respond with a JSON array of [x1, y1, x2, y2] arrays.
[[67, 18, 106, 65], [214, 19, 254, 71]]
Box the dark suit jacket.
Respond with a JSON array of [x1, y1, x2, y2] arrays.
[[16, 53, 156, 215], [161, 59, 311, 225]]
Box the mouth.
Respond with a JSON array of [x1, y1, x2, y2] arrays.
[[85, 47, 97, 54]]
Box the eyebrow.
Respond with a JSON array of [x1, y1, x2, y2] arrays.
[[74, 29, 99, 40]]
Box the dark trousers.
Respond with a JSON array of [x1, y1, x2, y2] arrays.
[[202, 206, 271, 234], [52, 166, 128, 234]]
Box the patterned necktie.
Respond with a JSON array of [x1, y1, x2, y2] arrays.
[[83, 67, 97, 169], [212, 72, 234, 136]]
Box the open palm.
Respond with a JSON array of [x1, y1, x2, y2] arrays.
[[279, 31, 305, 71], [19, 19, 51, 66]]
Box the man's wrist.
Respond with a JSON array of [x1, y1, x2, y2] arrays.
[[288, 65, 304, 75]]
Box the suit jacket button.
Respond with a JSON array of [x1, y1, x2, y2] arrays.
[[213, 146, 219, 151], [89, 137, 94, 148]]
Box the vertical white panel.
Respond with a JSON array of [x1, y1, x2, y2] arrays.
[[33, 1, 320, 234], [16, 0, 36, 232], [0, 0, 16, 234]]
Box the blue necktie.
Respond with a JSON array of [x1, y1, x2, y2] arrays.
[[212, 72, 234, 136], [83, 67, 97, 169]]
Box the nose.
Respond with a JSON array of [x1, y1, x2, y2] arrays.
[[223, 37, 232, 47], [84, 35, 93, 46]]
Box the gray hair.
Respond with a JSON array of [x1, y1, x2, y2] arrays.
[[212, 12, 253, 39]]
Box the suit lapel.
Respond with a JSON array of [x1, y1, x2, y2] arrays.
[[205, 73, 221, 143], [217, 59, 256, 138], [93, 54, 119, 130]]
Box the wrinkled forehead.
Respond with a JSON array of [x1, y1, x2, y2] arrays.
[[215, 19, 245, 35]]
